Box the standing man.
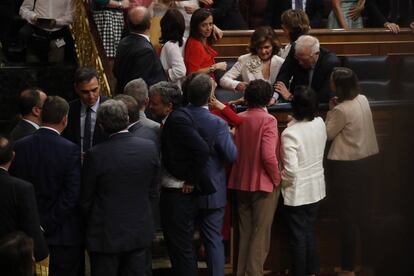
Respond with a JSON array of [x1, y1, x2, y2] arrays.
[[63, 67, 108, 154], [275, 35, 340, 104], [148, 82, 183, 123], [10, 96, 84, 276], [113, 6, 166, 94], [0, 136, 49, 262], [19, 0, 74, 63], [161, 73, 237, 276], [81, 100, 160, 276], [124, 78, 160, 131], [9, 88, 47, 141]]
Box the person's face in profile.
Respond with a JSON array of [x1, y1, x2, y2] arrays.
[[257, 40, 273, 61], [149, 93, 171, 120], [198, 15, 214, 39], [76, 77, 100, 107]]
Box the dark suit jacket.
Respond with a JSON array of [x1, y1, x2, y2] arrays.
[[0, 169, 49, 261], [276, 46, 340, 103], [162, 106, 237, 209], [9, 119, 37, 141], [113, 34, 166, 93], [365, 0, 414, 27], [80, 132, 160, 252], [128, 121, 159, 149], [203, 0, 247, 29], [62, 96, 108, 149], [267, 0, 324, 28], [9, 128, 83, 246]]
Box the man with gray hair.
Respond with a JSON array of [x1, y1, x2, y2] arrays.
[[80, 99, 160, 276], [124, 78, 160, 131], [275, 34, 340, 103]]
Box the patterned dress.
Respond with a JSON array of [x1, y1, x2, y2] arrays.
[[328, 0, 364, 28]]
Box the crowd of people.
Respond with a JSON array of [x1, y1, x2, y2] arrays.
[[0, 1, 392, 276]]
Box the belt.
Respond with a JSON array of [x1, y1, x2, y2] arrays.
[[32, 25, 68, 40]]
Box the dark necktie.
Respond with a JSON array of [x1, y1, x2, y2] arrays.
[[83, 107, 92, 152], [295, 0, 304, 10]]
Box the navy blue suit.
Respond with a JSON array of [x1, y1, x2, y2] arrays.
[[161, 105, 237, 276], [10, 128, 84, 276]]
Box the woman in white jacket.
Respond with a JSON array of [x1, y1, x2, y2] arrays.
[[220, 26, 284, 95]]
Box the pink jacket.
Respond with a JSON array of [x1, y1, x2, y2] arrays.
[[228, 108, 280, 192]]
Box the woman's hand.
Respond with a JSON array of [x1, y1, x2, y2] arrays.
[[209, 94, 226, 110], [235, 82, 248, 92], [228, 97, 245, 106], [184, 4, 198, 14], [274, 81, 291, 101], [348, 3, 364, 21]]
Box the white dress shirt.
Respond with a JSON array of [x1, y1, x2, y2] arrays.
[[160, 40, 187, 87], [20, 0, 74, 32], [281, 117, 327, 206], [23, 119, 40, 130]]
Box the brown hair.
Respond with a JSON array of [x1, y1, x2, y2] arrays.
[[281, 9, 310, 42], [249, 26, 281, 56], [331, 67, 361, 102]]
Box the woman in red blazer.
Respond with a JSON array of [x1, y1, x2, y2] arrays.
[[228, 79, 281, 276], [184, 8, 227, 78]]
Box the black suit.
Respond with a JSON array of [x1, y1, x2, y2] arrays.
[[365, 0, 414, 27], [276, 46, 340, 103], [203, 0, 247, 29], [10, 128, 84, 276], [80, 132, 160, 276], [9, 119, 37, 141], [113, 34, 166, 94], [0, 169, 49, 261], [63, 96, 108, 150], [267, 0, 324, 28]]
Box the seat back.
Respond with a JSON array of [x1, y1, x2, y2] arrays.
[[399, 56, 414, 100]]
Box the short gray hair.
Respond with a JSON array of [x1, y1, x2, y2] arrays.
[[124, 78, 148, 109], [295, 35, 320, 55], [149, 81, 182, 110], [97, 99, 129, 134]]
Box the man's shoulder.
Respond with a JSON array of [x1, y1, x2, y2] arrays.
[[0, 171, 33, 192], [320, 48, 340, 64]]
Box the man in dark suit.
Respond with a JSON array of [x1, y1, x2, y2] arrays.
[[80, 99, 159, 276], [275, 35, 340, 103], [9, 88, 47, 141], [267, 0, 324, 28], [161, 73, 237, 276], [63, 67, 108, 154], [0, 136, 48, 262], [202, 0, 248, 29], [10, 96, 84, 276], [113, 6, 166, 94]]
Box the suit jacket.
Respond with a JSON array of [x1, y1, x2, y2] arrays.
[[162, 106, 237, 209], [9, 128, 83, 246], [0, 169, 49, 261], [80, 132, 160, 252], [267, 0, 324, 28], [276, 46, 340, 103], [62, 96, 108, 149], [365, 0, 414, 27], [9, 119, 37, 141], [220, 53, 284, 91], [113, 33, 166, 93], [128, 121, 159, 147], [203, 0, 247, 29]]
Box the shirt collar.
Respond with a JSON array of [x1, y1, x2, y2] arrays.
[[109, 129, 129, 138], [134, 33, 150, 42], [22, 119, 40, 129], [81, 97, 100, 113], [0, 166, 7, 172], [39, 126, 61, 135], [128, 121, 139, 129], [162, 113, 170, 125]]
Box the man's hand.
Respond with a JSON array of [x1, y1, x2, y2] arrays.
[[274, 81, 291, 101], [384, 22, 400, 34], [235, 82, 248, 92], [182, 183, 194, 194]]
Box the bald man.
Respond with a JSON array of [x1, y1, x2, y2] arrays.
[[113, 6, 166, 94], [9, 88, 47, 141]]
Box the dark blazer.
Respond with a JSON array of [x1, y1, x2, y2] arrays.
[[203, 0, 248, 29], [62, 96, 108, 149], [113, 34, 166, 93], [80, 132, 160, 252], [9, 128, 83, 246], [162, 106, 237, 209], [365, 0, 414, 27], [267, 0, 324, 28], [276, 46, 340, 103], [128, 121, 159, 148], [0, 169, 49, 261], [9, 119, 37, 141]]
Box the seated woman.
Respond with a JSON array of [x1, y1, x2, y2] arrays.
[[279, 9, 310, 59], [325, 67, 379, 276], [184, 8, 227, 79], [228, 80, 280, 276], [159, 8, 186, 87], [328, 0, 365, 29], [220, 26, 284, 93], [281, 86, 327, 276]]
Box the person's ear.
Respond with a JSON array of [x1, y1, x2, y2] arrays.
[[32, 106, 42, 117]]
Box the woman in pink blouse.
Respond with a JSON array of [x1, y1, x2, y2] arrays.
[[228, 79, 281, 276]]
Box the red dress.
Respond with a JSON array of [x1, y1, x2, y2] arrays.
[[184, 37, 217, 76]]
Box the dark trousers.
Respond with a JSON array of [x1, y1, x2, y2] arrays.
[[89, 248, 147, 276], [48, 245, 85, 276], [330, 157, 375, 271], [285, 202, 320, 276], [160, 188, 199, 276]]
